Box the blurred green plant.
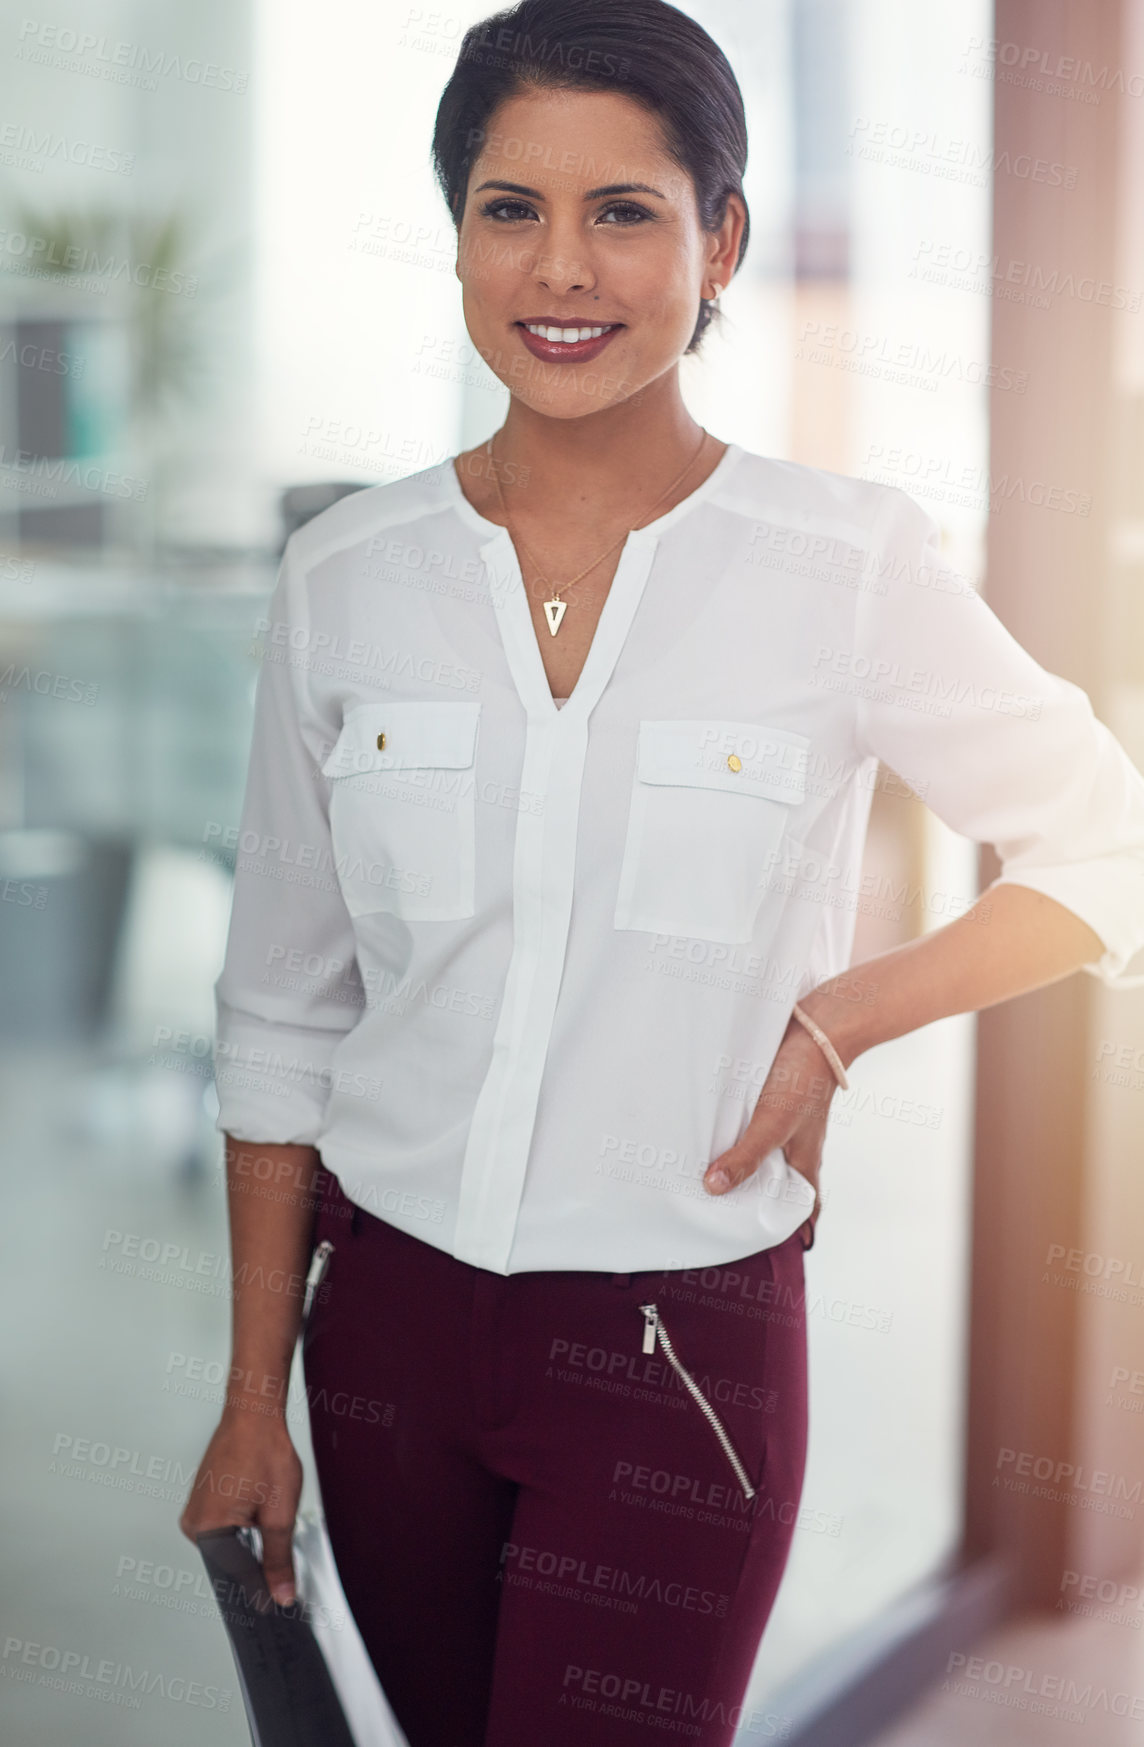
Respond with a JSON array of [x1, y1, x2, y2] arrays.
[[11, 203, 206, 418]]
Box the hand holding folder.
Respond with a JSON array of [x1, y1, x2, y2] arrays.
[[197, 1509, 411, 1746], [194, 1239, 411, 1747]]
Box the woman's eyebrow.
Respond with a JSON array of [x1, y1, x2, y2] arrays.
[[471, 179, 667, 200], [585, 181, 667, 199]]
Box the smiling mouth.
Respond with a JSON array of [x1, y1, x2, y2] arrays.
[[516, 321, 623, 344]]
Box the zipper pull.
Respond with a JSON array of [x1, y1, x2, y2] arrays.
[[302, 1239, 334, 1322], [639, 1303, 659, 1356]]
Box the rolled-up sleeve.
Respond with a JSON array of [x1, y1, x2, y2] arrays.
[[213, 535, 364, 1141], [853, 489, 1144, 985]]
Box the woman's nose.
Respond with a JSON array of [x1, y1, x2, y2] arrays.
[[527, 235, 594, 296]]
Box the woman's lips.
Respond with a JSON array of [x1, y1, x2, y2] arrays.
[[515, 322, 623, 364]]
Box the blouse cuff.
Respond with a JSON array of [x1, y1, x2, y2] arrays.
[[213, 1000, 356, 1145], [990, 866, 1144, 985]]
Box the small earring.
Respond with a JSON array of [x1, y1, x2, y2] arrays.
[[707, 283, 722, 302]]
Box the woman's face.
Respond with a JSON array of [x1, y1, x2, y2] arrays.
[[455, 86, 744, 420]]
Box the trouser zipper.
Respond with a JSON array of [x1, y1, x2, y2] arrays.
[[639, 1303, 757, 1500], [302, 1238, 334, 1323]]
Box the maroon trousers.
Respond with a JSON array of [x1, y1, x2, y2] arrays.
[[303, 1173, 810, 1747]]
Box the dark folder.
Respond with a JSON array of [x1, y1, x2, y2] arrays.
[[197, 1525, 357, 1747]]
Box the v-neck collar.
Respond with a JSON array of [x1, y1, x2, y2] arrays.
[[444, 440, 743, 721]]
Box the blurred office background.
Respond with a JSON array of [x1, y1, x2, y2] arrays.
[[2, 1, 1143, 1743]]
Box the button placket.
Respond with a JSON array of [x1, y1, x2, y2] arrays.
[[451, 532, 662, 1273]]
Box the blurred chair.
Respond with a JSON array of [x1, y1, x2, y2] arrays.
[[0, 828, 132, 1038], [277, 482, 369, 553]]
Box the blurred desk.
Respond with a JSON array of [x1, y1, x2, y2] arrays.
[[0, 554, 276, 848], [0, 555, 275, 1039]]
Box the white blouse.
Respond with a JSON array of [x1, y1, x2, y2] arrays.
[[213, 442, 1144, 1274]]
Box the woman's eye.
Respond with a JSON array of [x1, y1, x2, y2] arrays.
[[597, 203, 652, 225], [480, 199, 537, 222]]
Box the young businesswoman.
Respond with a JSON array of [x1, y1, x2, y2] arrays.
[[181, 3, 1144, 1742]]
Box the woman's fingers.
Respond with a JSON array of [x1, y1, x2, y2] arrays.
[[260, 1519, 300, 1608], [703, 1074, 790, 1193], [784, 1135, 825, 1249], [782, 1144, 820, 1200], [178, 1455, 256, 1541], [703, 1134, 772, 1194], [704, 1028, 835, 1195], [178, 1416, 304, 1606]]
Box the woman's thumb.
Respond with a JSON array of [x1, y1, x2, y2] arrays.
[[259, 1523, 298, 1607]]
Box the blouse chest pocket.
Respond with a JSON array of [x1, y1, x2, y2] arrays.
[[321, 700, 480, 921], [614, 719, 810, 943]]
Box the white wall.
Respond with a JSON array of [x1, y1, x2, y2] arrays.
[[254, 0, 479, 514]]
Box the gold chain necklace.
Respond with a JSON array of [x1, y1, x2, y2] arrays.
[[486, 427, 711, 637]]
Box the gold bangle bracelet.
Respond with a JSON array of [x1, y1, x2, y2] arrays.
[[790, 1003, 850, 1091]]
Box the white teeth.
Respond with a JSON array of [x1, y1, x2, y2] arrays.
[[524, 323, 611, 343]]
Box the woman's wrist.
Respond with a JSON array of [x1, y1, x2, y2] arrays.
[[220, 1356, 295, 1422], [220, 1392, 291, 1427], [792, 976, 874, 1073]]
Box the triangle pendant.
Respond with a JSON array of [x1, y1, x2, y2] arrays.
[[543, 597, 568, 637]]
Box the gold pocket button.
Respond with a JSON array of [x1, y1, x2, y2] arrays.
[[727, 753, 742, 773], [376, 732, 387, 750]]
